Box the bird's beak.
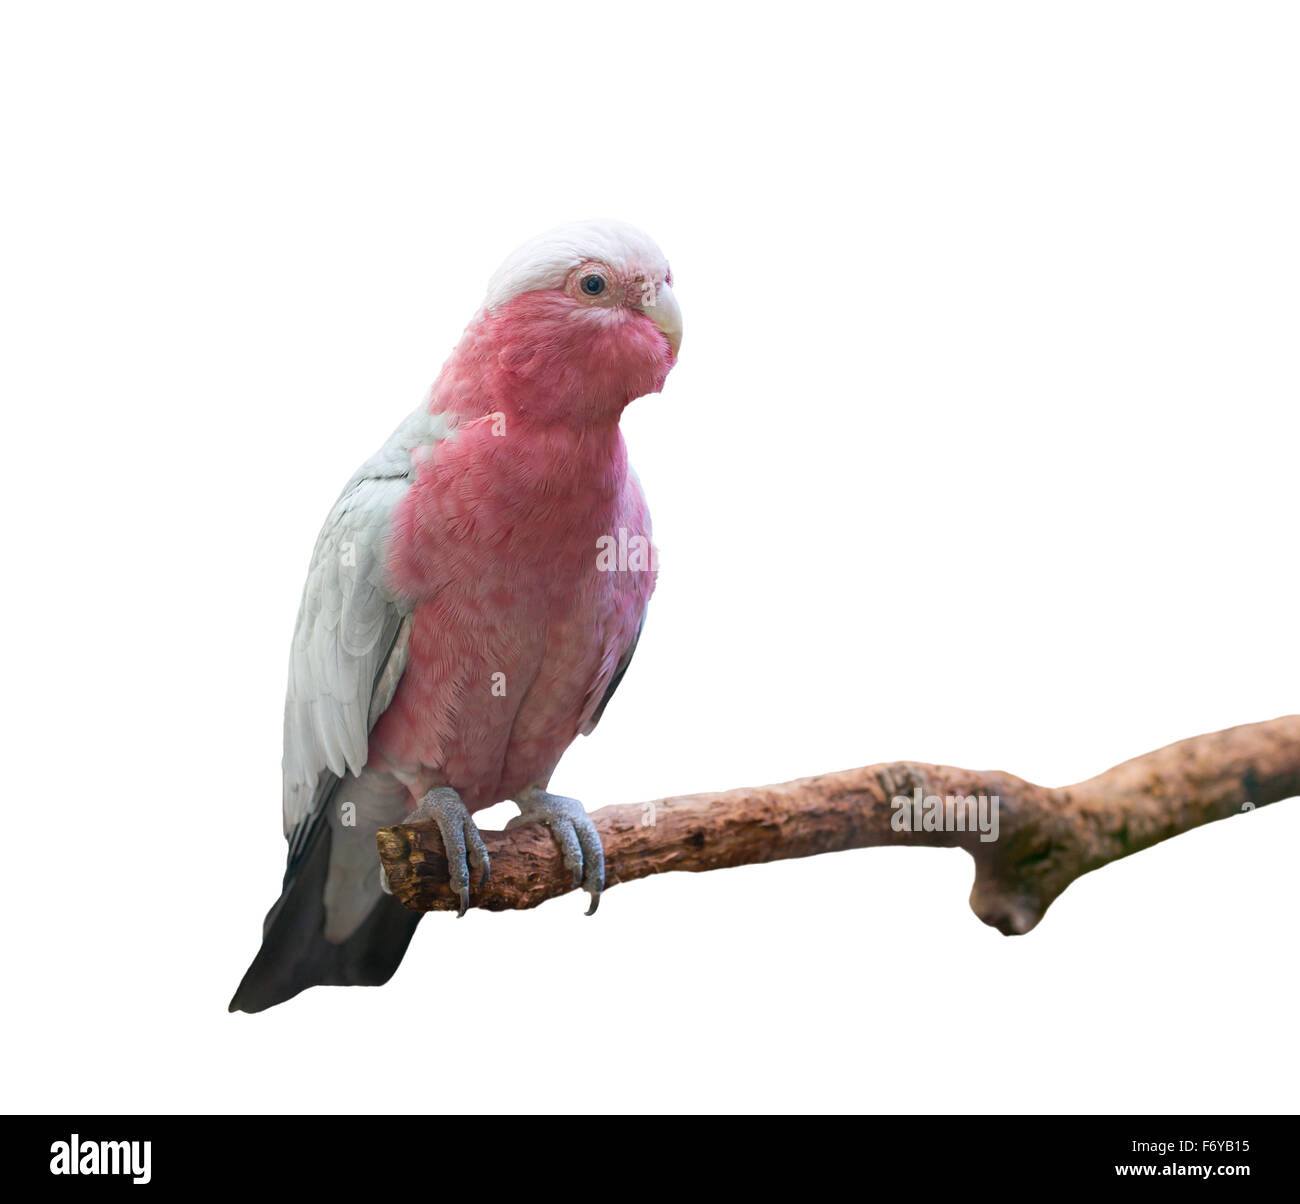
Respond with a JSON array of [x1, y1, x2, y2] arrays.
[[639, 280, 682, 359]]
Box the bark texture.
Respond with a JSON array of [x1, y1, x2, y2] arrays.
[[376, 716, 1300, 933]]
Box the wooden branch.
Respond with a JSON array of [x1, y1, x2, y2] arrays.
[[377, 716, 1300, 933]]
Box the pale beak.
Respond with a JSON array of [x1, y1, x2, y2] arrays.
[[639, 280, 682, 358]]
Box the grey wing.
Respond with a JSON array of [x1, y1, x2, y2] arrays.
[[279, 404, 450, 879], [281, 470, 413, 850]]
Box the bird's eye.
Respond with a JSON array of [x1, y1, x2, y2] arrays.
[[580, 274, 606, 296]]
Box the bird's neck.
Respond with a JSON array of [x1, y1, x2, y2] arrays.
[[432, 299, 653, 428], [444, 406, 629, 505], [424, 304, 634, 503]]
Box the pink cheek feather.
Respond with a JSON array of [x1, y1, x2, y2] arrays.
[[431, 290, 674, 425]]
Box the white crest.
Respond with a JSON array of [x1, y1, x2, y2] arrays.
[[483, 218, 670, 311]]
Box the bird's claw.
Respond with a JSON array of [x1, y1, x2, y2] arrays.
[[406, 787, 490, 916], [508, 790, 605, 913]]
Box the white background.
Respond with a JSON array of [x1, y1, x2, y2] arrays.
[[2, 1, 1297, 1114]]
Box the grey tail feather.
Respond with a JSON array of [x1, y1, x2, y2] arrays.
[[228, 809, 420, 1014]]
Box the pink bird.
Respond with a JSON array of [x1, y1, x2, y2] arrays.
[[231, 220, 681, 1012]]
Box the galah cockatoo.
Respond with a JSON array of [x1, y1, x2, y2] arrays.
[[230, 220, 681, 1013]]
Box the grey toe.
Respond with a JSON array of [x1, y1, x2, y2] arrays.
[[511, 790, 607, 914], [409, 787, 487, 915]]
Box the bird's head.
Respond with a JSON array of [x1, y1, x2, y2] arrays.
[[466, 219, 681, 423]]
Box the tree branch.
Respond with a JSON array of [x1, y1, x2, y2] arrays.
[[376, 716, 1300, 933]]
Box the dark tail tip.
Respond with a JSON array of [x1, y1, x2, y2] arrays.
[[228, 819, 420, 1014]]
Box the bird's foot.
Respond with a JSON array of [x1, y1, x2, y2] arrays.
[[508, 789, 605, 915], [405, 787, 490, 916]]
